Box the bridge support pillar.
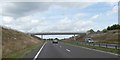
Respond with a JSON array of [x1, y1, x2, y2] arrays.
[[74, 34, 76, 40], [41, 35, 43, 40]]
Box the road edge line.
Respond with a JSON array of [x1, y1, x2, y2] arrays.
[[33, 42, 46, 60]]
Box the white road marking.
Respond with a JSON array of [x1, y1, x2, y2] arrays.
[[66, 49, 71, 52], [33, 42, 46, 60]]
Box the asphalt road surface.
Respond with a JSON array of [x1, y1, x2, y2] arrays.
[[35, 41, 118, 58], [24, 41, 119, 60]]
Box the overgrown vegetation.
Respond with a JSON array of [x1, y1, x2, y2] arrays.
[[6, 44, 42, 59], [64, 24, 119, 44], [0, 27, 2, 59], [107, 24, 120, 30], [2, 27, 43, 58], [102, 24, 120, 33], [102, 29, 108, 33]]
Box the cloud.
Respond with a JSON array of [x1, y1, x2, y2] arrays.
[[2, 15, 47, 32], [2, 16, 13, 24], [90, 14, 100, 20], [112, 5, 118, 13], [1, 0, 119, 2], [75, 13, 86, 17], [23, 15, 93, 33], [45, 17, 93, 32], [2, 2, 50, 18], [106, 5, 118, 16], [1, 2, 95, 19], [54, 2, 94, 8], [1, 2, 95, 33], [1, 2, 117, 33]]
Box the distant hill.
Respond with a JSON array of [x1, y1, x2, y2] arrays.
[[1, 27, 43, 58]]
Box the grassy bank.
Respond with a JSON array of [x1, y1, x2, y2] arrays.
[[4, 43, 41, 58], [2, 27, 44, 59], [65, 42, 120, 54]]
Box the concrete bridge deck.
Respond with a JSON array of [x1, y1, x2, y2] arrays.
[[29, 32, 86, 35], [28, 32, 86, 40]]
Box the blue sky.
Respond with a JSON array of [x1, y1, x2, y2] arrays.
[[0, 2, 118, 39]]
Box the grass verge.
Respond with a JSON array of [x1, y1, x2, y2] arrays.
[[3, 41, 45, 60], [4, 44, 41, 59], [65, 42, 120, 55]]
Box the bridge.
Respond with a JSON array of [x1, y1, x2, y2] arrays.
[[30, 32, 85, 35], [28, 32, 86, 40]]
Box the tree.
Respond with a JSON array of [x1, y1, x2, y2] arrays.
[[97, 30, 100, 33], [55, 38, 59, 40], [107, 24, 120, 30], [89, 29, 95, 33], [107, 26, 111, 30], [102, 29, 107, 33]]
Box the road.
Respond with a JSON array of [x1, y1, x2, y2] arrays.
[[36, 41, 118, 58], [24, 41, 119, 60]]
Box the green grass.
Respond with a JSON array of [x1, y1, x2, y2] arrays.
[[4, 44, 41, 59], [66, 42, 120, 54]]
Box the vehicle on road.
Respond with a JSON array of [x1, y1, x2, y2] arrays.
[[52, 40, 58, 44], [85, 38, 95, 43]]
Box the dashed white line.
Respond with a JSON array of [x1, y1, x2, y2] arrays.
[[66, 49, 71, 52], [33, 42, 46, 60]]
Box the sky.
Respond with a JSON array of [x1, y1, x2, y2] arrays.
[[0, 0, 119, 39]]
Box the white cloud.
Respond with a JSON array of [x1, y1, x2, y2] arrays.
[[107, 5, 118, 16], [90, 14, 100, 20], [1, 15, 47, 32], [1, 2, 51, 18], [75, 13, 86, 18], [1, 2, 96, 18], [2, 16, 13, 24], [1, 11, 94, 33], [55, 2, 94, 8], [1, 2, 117, 34], [112, 5, 118, 13], [82, 0, 119, 2], [46, 17, 93, 32], [1, 0, 119, 2], [0, 1, 118, 39]]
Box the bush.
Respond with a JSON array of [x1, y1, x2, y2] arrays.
[[107, 24, 120, 30], [102, 29, 108, 33]]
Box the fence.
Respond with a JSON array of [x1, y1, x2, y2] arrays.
[[74, 42, 120, 49]]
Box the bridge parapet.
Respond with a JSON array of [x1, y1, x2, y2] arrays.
[[29, 32, 86, 35]]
